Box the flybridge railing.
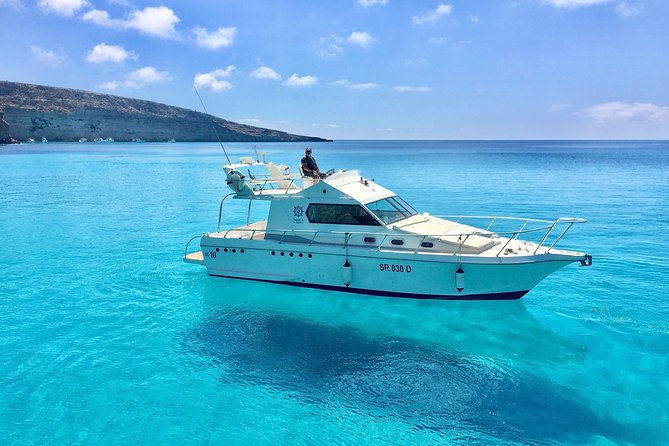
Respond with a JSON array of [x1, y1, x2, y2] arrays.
[[248, 175, 304, 194], [213, 215, 587, 257]]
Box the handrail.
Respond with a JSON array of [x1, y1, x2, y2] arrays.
[[544, 218, 587, 253], [183, 234, 203, 258], [217, 193, 236, 233], [435, 215, 556, 225], [251, 175, 302, 195], [212, 215, 587, 255]]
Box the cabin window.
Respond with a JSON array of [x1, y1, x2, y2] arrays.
[[306, 204, 381, 226], [366, 196, 418, 225]]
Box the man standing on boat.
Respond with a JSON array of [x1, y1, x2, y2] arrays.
[[301, 148, 323, 178]]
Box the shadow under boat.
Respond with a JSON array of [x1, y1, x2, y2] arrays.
[[194, 277, 587, 367], [181, 286, 641, 444]]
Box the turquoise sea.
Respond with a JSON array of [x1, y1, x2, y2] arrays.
[[1, 140, 668, 445]]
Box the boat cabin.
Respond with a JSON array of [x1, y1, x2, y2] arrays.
[[220, 160, 499, 254]]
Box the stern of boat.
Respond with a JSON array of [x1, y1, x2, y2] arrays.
[[183, 235, 205, 266]]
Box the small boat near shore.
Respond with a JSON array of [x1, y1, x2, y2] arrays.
[[184, 153, 592, 300]]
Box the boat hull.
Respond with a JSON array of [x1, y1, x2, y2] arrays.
[[196, 236, 582, 300]]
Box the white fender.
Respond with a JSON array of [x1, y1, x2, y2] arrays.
[[455, 266, 465, 292], [342, 260, 352, 287]]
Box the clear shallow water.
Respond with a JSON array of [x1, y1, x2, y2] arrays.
[[1, 140, 668, 445]]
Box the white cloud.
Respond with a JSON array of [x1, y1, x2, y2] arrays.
[[316, 31, 375, 58], [469, 14, 480, 23], [82, 9, 114, 26], [581, 101, 669, 122], [38, 0, 87, 16], [393, 85, 431, 93], [250, 66, 281, 81], [329, 79, 379, 90], [316, 34, 344, 59], [125, 6, 179, 38], [543, 0, 611, 8], [192, 26, 237, 49], [84, 6, 180, 39], [194, 66, 236, 92], [98, 81, 120, 90], [348, 82, 379, 90], [317, 43, 343, 59], [346, 31, 375, 48], [30, 45, 66, 66], [412, 3, 453, 25], [86, 43, 137, 64], [544, 0, 641, 16], [284, 74, 318, 88], [125, 66, 172, 88], [615, 1, 641, 17], [98, 67, 172, 90], [358, 0, 387, 7]]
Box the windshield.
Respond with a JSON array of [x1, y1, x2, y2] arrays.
[[366, 196, 418, 225]]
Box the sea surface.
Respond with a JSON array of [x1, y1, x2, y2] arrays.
[[1, 140, 668, 445]]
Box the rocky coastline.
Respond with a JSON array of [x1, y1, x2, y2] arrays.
[[0, 112, 12, 144], [0, 81, 329, 143]]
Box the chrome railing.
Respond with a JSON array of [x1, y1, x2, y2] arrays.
[[184, 234, 203, 258], [211, 215, 587, 256], [249, 176, 302, 194], [436, 215, 587, 255], [217, 193, 236, 233]]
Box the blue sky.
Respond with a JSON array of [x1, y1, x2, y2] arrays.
[[1, 0, 668, 139]]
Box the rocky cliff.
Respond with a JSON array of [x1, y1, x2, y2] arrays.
[[0, 81, 328, 143], [0, 111, 11, 144]]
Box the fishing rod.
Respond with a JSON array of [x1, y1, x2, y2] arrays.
[[194, 86, 231, 164]]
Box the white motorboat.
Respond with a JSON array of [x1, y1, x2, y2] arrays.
[[184, 154, 592, 300]]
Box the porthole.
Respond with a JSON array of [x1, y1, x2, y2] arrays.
[[224, 248, 228, 252], [421, 242, 434, 248], [271, 251, 276, 255], [308, 254, 313, 258], [391, 239, 404, 246], [299, 253, 303, 257], [232, 249, 236, 253], [280, 252, 285, 256], [241, 249, 245, 253], [215, 248, 220, 252], [364, 237, 376, 243]]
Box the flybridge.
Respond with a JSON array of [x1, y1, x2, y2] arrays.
[[222, 156, 394, 204]]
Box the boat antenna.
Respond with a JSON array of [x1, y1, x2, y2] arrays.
[[194, 86, 231, 164], [253, 145, 260, 163]]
